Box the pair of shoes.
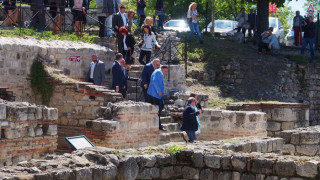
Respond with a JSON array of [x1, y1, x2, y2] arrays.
[[181, 133, 187, 143], [159, 126, 167, 131], [188, 140, 195, 143]]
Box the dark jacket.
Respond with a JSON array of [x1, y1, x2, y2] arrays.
[[181, 104, 199, 131], [156, 0, 163, 11], [112, 12, 128, 33], [102, 0, 118, 14], [302, 21, 316, 39], [112, 61, 127, 91], [123, 34, 136, 53], [248, 12, 256, 28], [31, 0, 45, 10], [85, 60, 106, 85], [140, 62, 155, 87]]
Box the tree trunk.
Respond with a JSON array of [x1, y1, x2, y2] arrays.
[[257, 0, 269, 37], [211, 0, 215, 36]]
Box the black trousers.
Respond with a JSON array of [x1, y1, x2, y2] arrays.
[[258, 42, 271, 53], [98, 16, 106, 37], [31, 10, 45, 31], [150, 96, 164, 128], [139, 14, 146, 27], [116, 33, 124, 53], [139, 50, 151, 65], [142, 87, 151, 103]]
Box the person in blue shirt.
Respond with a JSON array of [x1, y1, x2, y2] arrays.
[[147, 65, 168, 131], [140, 58, 160, 103]]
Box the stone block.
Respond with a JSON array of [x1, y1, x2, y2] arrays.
[[272, 108, 294, 122], [43, 124, 57, 136], [266, 176, 279, 180], [256, 174, 266, 180], [75, 168, 92, 180], [232, 172, 241, 180], [199, 169, 213, 180], [251, 141, 268, 153], [220, 156, 232, 170], [272, 138, 283, 152], [139, 155, 156, 168], [204, 155, 220, 169], [173, 166, 182, 177], [101, 120, 118, 131], [274, 160, 296, 176], [296, 161, 319, 178], [240, 174, 255, 180], [35, 126, 43, 136], [281, 122, 295, 130], [117, 157, 139, 180], [182, 166, 199, 179], [282, 144, 295, 154], [4, 129, 19, 139], [267, 121, 281, 132], [231, 156, 247, 172], [137, 168, 159, 179], [299, 132, 320, 144], [43, 108, 58, 121], [251, 159, 274, 175], [290, 133, 300, 145], [28, 127, 35, 137], [0, 103, 6, 120], [296, 145, 318, 156], [160, 166, 174, 179], [192, 151, 204, 168]]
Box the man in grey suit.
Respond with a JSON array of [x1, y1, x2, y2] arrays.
[[85, 55, 106, 86]]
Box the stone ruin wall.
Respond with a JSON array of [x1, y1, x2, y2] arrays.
[[2, 136, 320, 180], [0, 99, 58, 167]]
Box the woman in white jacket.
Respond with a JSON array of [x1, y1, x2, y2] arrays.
[[138, 25, 161, 65]]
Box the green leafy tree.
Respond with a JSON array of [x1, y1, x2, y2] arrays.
[[272, 3, 294, 34], [304, 0, 320, 13]]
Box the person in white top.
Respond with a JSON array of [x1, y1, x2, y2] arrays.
[[236, 7, 248, 42], [187, 2, 203, 44], [138, 25, 161, 65]]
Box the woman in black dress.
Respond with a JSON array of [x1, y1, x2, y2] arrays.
[[119, 26, 136, 65]]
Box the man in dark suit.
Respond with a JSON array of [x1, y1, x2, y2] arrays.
[[140, 58, 160, 103], [85, 55, 106, 86], [112, 53, 127, 98], [112, 4, 128, 52], [181, 97, 201, 143]]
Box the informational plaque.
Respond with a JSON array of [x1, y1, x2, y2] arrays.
[[65, 135, 94, 150], [69, 56, 81, 62]]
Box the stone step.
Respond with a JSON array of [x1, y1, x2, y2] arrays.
[[160, 116, 174, 124], [128, 70, 141, 78], [159, 132, 184, 145], [127, 85, 142, 93], [130, 65, 144, 71], [162, 123, 180, 132], [127, 93, 139, 101]]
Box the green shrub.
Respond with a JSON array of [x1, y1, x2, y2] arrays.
[[167, 145, 185, 155]]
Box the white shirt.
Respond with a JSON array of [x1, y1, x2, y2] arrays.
[[123, 35, 128, 50], [120, 12, 127, 26], [90, 62, 96, 79]]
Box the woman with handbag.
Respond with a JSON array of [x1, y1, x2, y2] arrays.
[[187, 2, 203, 44], [138, 25, 160, 65], [236, 7, 248, 42], [119, 27, 136, 65]]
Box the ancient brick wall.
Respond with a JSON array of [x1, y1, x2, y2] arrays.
[[227, 102, 310, 137], [86, 102, 159, 149], [0, 99, 58, 166], [199, 109, 267, 141], [0, 37, 114, 102]]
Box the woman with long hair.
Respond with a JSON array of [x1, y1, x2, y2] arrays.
[[187, 2, 203, 44], [138, 25, 160, 65], [119, 27, 136, 65]]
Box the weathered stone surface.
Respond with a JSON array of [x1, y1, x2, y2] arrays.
[[0, 103, 6, 120], [43, 124, 58, 136], [75, 168, 92, 180], [204, 155, 221, 169], [199, 169, 213, 180], [282, 144, 295, 154], [136, 167, 159, 179], [251, 159, 274, 175], [117, 157, 139, 180], [43, 108, 58, 121], [160, 166, 174, 179], [296, 161, 319, 178], [139, 155, 156, 168], [231, 156, 247, 172], [296, 145, 318, 156], [232, 172, 241, 180], [267, 121, 281, 132], [221, 156, 232, 170], [240, 173, 255, 180], [266, 176, 279, 180], [192, 152, 204, 168], [182, 166, 199, 179], [274, 160, 296, 176]]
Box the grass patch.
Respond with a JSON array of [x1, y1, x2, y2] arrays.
[[0, 28, 98, 43], [285, 54, 309, 65], [208, 97, 236, 109], [167, 145, 185, 155]]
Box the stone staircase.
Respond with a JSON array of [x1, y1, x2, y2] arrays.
[[126, 65, 185, 144]]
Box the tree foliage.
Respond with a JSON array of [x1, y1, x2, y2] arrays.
[[272, 3, 294, 34], [304, 0, 320, 13]]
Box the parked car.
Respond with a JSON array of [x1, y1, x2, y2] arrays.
[[202, 20, 238, 37], [285, 27, 308, 46], [163, 19, 190, 32], [269, 17, 285, 44]]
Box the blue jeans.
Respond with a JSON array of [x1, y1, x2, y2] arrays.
[[301, 38, 315, 59], [158, 14, 164, 29], [188, 23, 202, 42], [186, 130, 196, 142]]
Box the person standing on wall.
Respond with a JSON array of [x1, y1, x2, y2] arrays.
[[293, 11, 303, 46], [300, 15, 316, 62], [30, 0, 45, 32], [136, 0, 146, 28], [140, 58, 161, 103], [181, 97, 201, 143], [147, 65, 168, 131], [112, 53, 128, 98], [85, 55, 106, 86], [155, 0, 165, 30], [236, 7, 248, 43], [187, 2, 203, 44], [96, 0, 119, 37], [112, 4, 128, 53]]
